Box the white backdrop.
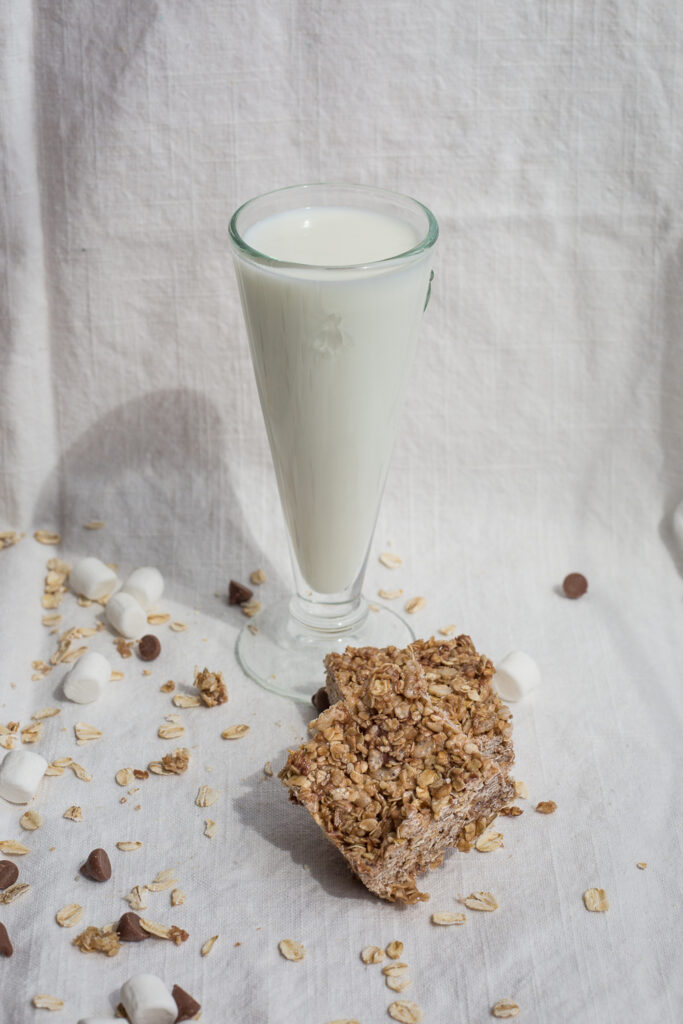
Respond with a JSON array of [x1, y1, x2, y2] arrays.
[[1, 1, 683, 1021]]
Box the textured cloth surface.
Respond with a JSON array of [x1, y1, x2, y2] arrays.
[[1, 1, 683, 1021]]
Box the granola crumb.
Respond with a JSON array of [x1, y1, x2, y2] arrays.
[[636, 862, 647, 870], [250, 569, 267, 585], [160, 680, 175, 693], [536, 800, 557, 814], [194, 667, 228, 707], [73, 925, 121, 957]]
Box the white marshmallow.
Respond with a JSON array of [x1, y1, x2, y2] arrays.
[[70, 557, 118, 600], [493, 650, 542, 702], [0, 749, 48, 804], [106, 592, 147, 639], [120, 974, 177, 1024], [63, 651, 111, 704], [121, 567, 164, 611], [673, 500, 683, 552]]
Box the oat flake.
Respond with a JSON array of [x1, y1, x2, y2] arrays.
[[201, 934, 219, 957], [386, 940, 404, 959], [379, 552, 402, 569], [492, 999, 521, 1018], [583, 888, 609, 912], [460, 891, 498, 912], [56, 904, 84, 928], [360, 945, 385, 964], [221, 724, 249, 740], [32, 994, 64, 1011], [0, 840, 29, 856], [20, 810, 42, 831], [117, 841, 143, 852], [279, 938, 305, 961], [388, 1001, 422, 1023], [475, 830, 504, 852], [431, 912, 466, 925]]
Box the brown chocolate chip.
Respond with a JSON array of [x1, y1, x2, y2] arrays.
[[0, 922, 13, 957], [172, 984, 201, 1022], [562, 572, 588, 599], [0, 861, 19, 890], [311, 686, 330, 713], [228, 580, 253, 605], [117, 911, 149, 942], [138, 633, 161, 661], [79, 847, 112, 882]]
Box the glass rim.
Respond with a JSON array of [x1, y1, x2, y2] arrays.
[[228, 182, 438, 271]]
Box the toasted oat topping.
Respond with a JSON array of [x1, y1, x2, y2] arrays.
[[438, 624, 458, 635], [387, 975, 412, 993], [0, 530, 22, 550], [140, 918, 189, 944], [148, 612, 171, 625], [583, 888, 609, 912], [63, 806, 83, 822], [536, 800, 557, 814], [431, 912, 466, 925], [250, 569, 267, 585], [636, 862, 647, 870], [20, 722, 43, 744], [170, 621, 188, 632], [514, 780, 528, 799], [73, 925, 121, 957], [126, 886, 148, 911], [149, 748, 190, 775], [34, 531, 61, 545], [160, 680, 175, 693], [69, 762, 92, 782], [460, 891, 498, 912], [110, 670, 124, 681], [0, 882, 29, 904], [32, 707, 60, 720], [74, 722, 102, 744], [32, 994, 64, 1010], [492, 999, 521, 1018], [388, 1001, 422, 1023], [475, 830, 504, 852], [382, 962, 408, 977], [0, 841, 29, 856], [171, 888, 185, 906], [386, 940, 404, 959], [83, 521, 105, 530], [378, 588, 403, 600], [56, 904, 84, 928], [361, 945, 385, 964], [263, 761, 273, 777], [404, 597, 426, 614], [201, 934, 219, 957], [172, 693, 201, 708], [116, 841, 143, 852], [204, 819, 217, 838], [158, 715, 185, 739], [221, 724, 249, 740], [19, 810, 42, 831], [279, 938, 305, 961], [196, 785, 219, 808], [116, 768, 134, 786], [194, 667, 228, 707], [379, 552, 402, 569], [241, 599, 261, 617]]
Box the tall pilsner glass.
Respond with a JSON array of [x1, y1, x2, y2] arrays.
[[229, 184, 438, 701]]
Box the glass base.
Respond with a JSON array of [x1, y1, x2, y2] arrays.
[[236, 597, 415, 703]]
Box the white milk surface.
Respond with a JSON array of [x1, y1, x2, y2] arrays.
[[234, 205, 433, 594]]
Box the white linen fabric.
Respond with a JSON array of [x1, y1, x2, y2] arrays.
[[1, 1, 682, 1021]]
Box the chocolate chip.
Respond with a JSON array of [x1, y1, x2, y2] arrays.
[[562, 572, 588, 599], [172, 984, 201, 1022], [311, 686, 330, 713], [0, 922, 13, 957], [117, 911, 148, 942], [0, 861, 19, 890], [228, 580, 253, 605], [79, 847, 112, 882], [138, 633, 161, 661]]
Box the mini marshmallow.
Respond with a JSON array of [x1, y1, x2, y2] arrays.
[[63, 651, 111, 704], [106, 592, 147, 639], [120, 974, 177, 1024], [121, 567, 164, 611], [70, 557, 118, 601], [0, 749, 48, 804], [493, 650, 542, 702]]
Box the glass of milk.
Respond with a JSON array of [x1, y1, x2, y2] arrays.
[[229, 183, 438, 700]]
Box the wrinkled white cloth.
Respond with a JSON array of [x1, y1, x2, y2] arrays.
[[1, 2, 683, 1021]]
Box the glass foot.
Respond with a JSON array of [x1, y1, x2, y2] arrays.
[[235, 597, 415, 703]]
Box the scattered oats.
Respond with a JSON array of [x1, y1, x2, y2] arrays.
[[194, 666, 228, 707], [45, 763, 64, 777], [536, 800, 557, 814], [438, 624, 458, 636], [388, 1001, 422, 1023], [460, 892, 498, 912], [387, 975, 412, 993], [379, 552, 402, 569], [360, 945, 385, 964], [241, 599, 261, 618], [514, 780, 528, 800], [583, 888, 609, 912], [115, 638, 134, 659], [110, 670, 124, 681], [369, 603, 380, 612], [0, 530, 22, 550], [33, 994, 64, 1011], [204, 819, 217, 838], [636, 862, 647, 870], [0, 882, 30, 904], [0, 735, 17, 750], [158, 715, 185, 739], [221, 724, 249, 740], [172, 694, 202, 708], [326, 1020, 361, 1024], [382, 962, 409, 977], [160, 680, 175, 693], [142, 669, 151, 676], [73, 925, 121, 957], [34, 531, 61, 545], [56, 903, 84, 928], [500, 805, 523, 817], [146, 870, 177, 892], [77, 596, 93, 608], [83, 521, 105, 530], [378, 588, 403, 600], [74, 722, 102, 744], [31, 659, 52, 678], [32, 706, 60, 720], [492, 999, 521, 1018], [171, 888, 185, 907], [196, 785, 219, 808], [46, 557, 70, 574], [279, 939, 305, 962], [40, 594, 62, 610], [263, 761, 273, 777], [20, 810, 42, 831], [62, 645, 87, 664], [41, 614, 62, 627], [250, 569, 267, 585], [140, 918, 189, 944], [431, 912, 466, 926], [116, 841, 143, 852], [475, 830, 504, 853], [170, 621, 188, 632], [70, 762, 92, 782], [147, 612, 171, 625], [386, 940, 404, 959], [0, 840, 29, 856], [115, 768, 134, 787], [63, 805, 83, 822], [148, 748, 190, 775], [247, 624, 259, 635], [201, 934, 219, 957], [404, 596, 426, 614], [21, 722, 43, 744], [126, 886, 148, 911]]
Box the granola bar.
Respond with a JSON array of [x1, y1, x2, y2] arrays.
[[279, 652, 514, 903]]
